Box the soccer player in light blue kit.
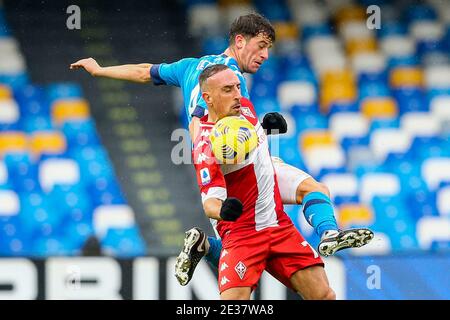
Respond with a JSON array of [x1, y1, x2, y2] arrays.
[[71, 13, 373, 286]]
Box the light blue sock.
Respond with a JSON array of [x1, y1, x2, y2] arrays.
[[205, 236, 221, 268], [302, 191, 339, 238]]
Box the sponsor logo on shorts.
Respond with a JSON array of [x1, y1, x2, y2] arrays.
[[235, 261, 247, 280], [220, 276, 230, 286], [220, 262, 228, 271], [221, 249, 228, 259]]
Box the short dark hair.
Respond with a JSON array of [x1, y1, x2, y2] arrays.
[[199, 64, 230, 90], [229, 13, 275, 45]]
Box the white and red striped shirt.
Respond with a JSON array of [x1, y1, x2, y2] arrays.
[[192, 97, 293, 240]]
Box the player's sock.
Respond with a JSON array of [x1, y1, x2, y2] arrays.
[[204, 236, 221, 269], [302, 191, 339, 238]]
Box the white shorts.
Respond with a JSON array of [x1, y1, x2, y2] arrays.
[[272, 157, 311, 204]]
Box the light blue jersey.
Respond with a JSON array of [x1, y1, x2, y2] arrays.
[[150, 54, 250, 124]]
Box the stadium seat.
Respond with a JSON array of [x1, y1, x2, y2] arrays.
[[337, 203, 374, 228], [0, 131, 28, 156], [360, 173, 401, 204], [424, 65, 450, 89], [302, 145, 346, 177], [47, 83, 83, 103], [273, 22, 299, 41], [38, 158, 81, 192], [277, 81, 316, 110], [101, 227, 147, 257], [30, 131, 66, 158], [289, 1, 327, 27], [329, 112, 369, 142], [0, 99, 19, 125], [380, 36, 416, 58], [370, 128, 412, 161], [390, 67, 424, 88], [221, 3, 255, 27], [0, 161, 7, 186], [351, 52, 386, 76], [416, 216, 450, 250], [410, 21, 444, 42], [321, 173, 358, 201], [339, 21, 374, 41], [436, 186, 450, 216], [400, 112, 440, 138], [430, 95, 450, 121], [0, 189, 20, 217], [361, 97, 398, 119], [0, 84, 11, 100], [93, 204, 136, 239], [62, 120, 101, 148], [51, 99, 90, 126], [421, 157, 450, 190]]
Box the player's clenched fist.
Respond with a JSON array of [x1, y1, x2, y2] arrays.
[[220, 197, 243, 221], [70, 57, 102, 76]]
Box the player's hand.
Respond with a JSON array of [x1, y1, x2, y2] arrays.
[[220, 197, 243, 221], [70, 57, 102, 76], [262, 112, 287, 135]]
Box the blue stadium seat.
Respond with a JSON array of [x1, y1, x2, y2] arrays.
[[254, 0, 290, 22], [393, 88, 428, 114], [101, 227, 147, 257], [377, 21, 407, 38], [47, 83, 83, 103], [62, 120, 101, 148], [301, 24, 332, 42], [0, 73, 29, 89], [404, 4, 437, 24], [201, 36, 228, 55]]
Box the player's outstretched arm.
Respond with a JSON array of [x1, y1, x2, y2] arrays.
[[70, 57, 152, 83], [203, 197, 243, 221]]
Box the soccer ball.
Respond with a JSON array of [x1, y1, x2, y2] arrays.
[[210, 116, 258, 164]]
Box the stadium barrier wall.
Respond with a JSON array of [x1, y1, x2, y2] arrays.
[[0, 254, 448, 300]]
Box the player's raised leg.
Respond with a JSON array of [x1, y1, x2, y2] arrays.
[[273, 157, 374, 256]]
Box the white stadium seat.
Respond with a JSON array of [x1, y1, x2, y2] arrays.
[[305, 35, 343, 57], [303, 146, 346, 176], [93, 205, 136, 239], [0, 161, 7, 185], [430, 96, 450, 121], [349, 232, 392, 256], [0, 53, 26, 75], [424, 65, 450, 89], [370, 129, 412, 162], [222, 4, 255, 27], [277, 81, 316, 110], [421, 158, 450, 190], [321, 173, 358, 200], [311, 52, 347, 76], [437, 186, 450, 216], [380, 36, 415, 57], [340, 21, 375, 41], [400, 112, 441, 138], [0, 37, 21, 55], [416, 216, 450, 249], [410, 21, 444, 41], [39, 158, 80, 192], [0, 190, 20, 217], [329, 112, 369, 141], [290, 1, 328, 26], [187, 4, 221, 37], [351, 52, 386, 75], [0, 99, 20, 124], [360, 173, 401, 204]]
